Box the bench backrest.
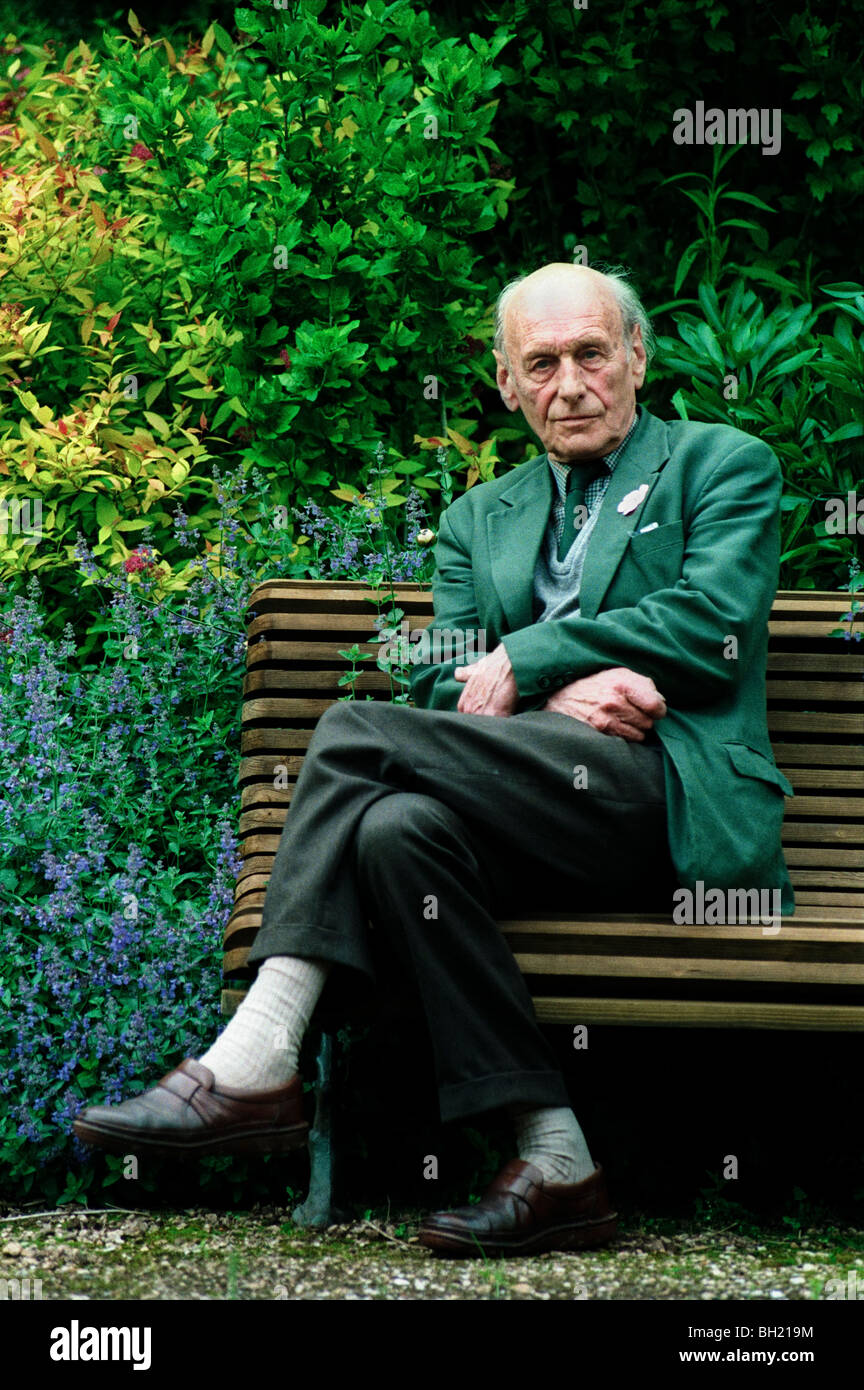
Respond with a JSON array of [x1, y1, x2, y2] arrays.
[[224, 583, 863, 983]]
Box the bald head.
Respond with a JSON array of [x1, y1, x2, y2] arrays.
[[494, 262, 653, 364], [492, 262, 650, 463]]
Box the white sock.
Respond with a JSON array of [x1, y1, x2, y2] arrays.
[[510, 1105, 596, 1185], [199, 955, 330, 1090]]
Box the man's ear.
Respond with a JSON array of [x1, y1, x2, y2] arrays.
[[629, 325, 648, 391], [493, 349, 520, 413]]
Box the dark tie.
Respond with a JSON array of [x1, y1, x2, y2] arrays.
[[557, 459, 608, 562]]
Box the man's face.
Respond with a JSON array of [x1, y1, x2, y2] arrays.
[[494, 282, 647, 462]]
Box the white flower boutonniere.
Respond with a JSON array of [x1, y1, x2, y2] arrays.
[[617, 484, 650, 516]]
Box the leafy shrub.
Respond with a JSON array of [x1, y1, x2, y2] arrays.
[[649, 151, 863, 589], [482, 0, 862, 297], [2, 4, 862, 620], [0, 5, 512, 631]]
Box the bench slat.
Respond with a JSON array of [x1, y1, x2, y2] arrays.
[[767, 680, 864, 701], [512, 953, 864, 984], [784, 847, 864, 865], [774, 746, 864, 767], [782, 795, 864, 816], [789, 870, 864, 889], [530, 998, 864, 1031], [767, 653, 864, 672], [781, 770, 864, 789], [794, 891, 864, 906], [767, 622, 856, 637], [781, 823, 864, 843], [499, 917, 864, 938], [768, 712, 863, 733]]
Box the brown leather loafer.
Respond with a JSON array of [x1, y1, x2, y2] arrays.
[[73, 1058, 308, 1158], [418, 1158, 618, 1258]]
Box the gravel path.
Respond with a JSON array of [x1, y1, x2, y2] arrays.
[[2, 1210, 861, 1300]]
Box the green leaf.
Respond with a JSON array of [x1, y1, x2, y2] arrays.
[[719, 219, 763, 232], [95, 494, 119, 529], [823, 422, 864, 443], [235, 8, 263, 34], [212, 22, 234, 53], [723, 190, 776, 214], [670, 389, 690, 420], [760, 349, 819, 383], [673, 243, 701, 296], [805, 138, 831, 167]]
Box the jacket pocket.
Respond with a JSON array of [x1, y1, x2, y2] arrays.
[[724, 742, 794, 797], [628, 519, 684, 553], [625, 519, 684, 591]]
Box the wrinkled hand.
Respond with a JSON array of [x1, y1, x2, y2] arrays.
[[454, 643, 519, 716], [543, 667, 667, 741]]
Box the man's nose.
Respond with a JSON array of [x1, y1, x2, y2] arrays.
[[555, 357, 588, 400]]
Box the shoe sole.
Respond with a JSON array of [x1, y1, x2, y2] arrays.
[[417, 1215, 618, 1258], [72, 1119, 309, 1159]]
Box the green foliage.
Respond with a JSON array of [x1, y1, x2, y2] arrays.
[[649, 150, 863, 589], [479, 0, 861, 287], [96, 0, 511, 492], [657, 279, 862, 588], [1, 4, 862, 615], [0, 7, 512, 631]]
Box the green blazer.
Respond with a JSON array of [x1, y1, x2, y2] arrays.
[[409, 405, 795, 914]]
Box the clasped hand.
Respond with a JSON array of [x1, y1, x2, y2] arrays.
[[454, 648, 666, 740]]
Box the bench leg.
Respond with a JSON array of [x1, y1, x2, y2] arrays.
[[292, 1030, 337, 1228]]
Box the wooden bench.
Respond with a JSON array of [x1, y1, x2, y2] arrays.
[[221, 582, 864, 1222]]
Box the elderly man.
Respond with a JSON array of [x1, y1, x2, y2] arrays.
[[75, 263, 793, 1257]]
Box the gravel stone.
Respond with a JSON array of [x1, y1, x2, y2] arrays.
[[0, 1210, 860, 1301]]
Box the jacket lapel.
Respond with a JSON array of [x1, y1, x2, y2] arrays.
[[578, 409, 671, 619], [485, 408, 672, 634], [486, 454, 552, 634]]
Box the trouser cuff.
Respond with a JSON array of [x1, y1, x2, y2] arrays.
[[246, 921, 376, 985], [439, 1069, 570, 1123]]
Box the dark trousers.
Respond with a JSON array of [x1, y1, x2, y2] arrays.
[[248, 701, 677, 1122]]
